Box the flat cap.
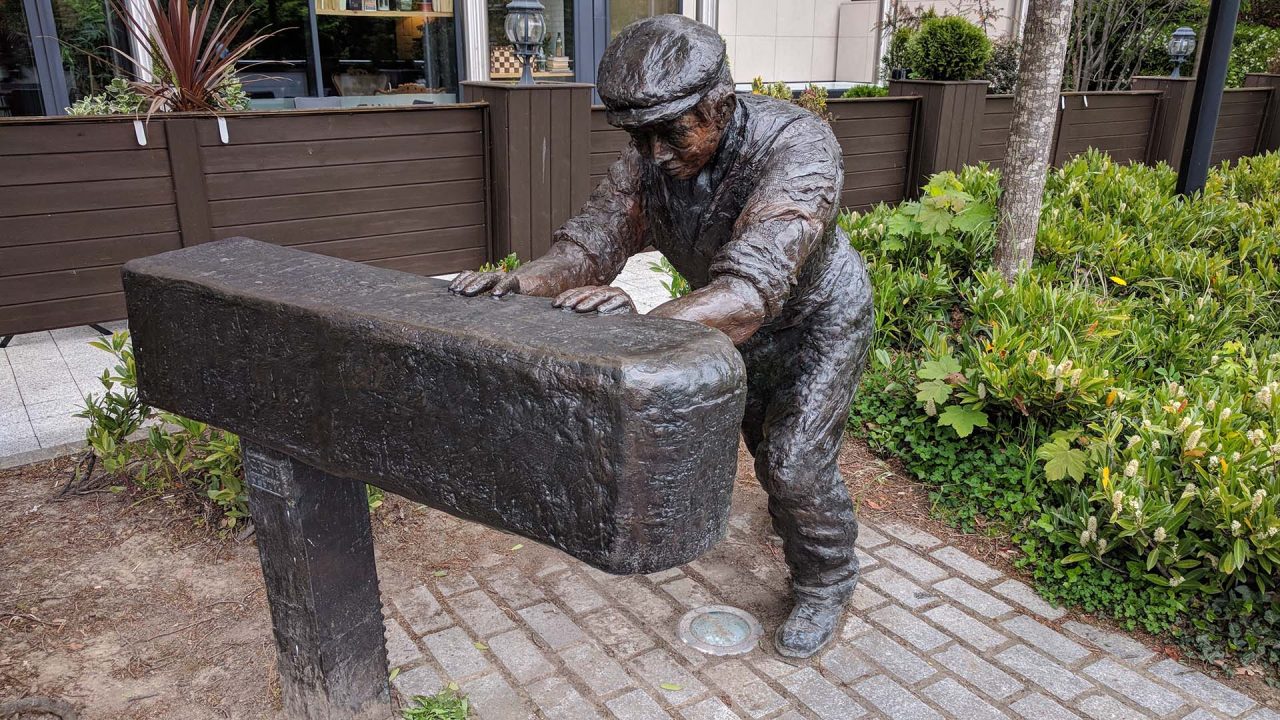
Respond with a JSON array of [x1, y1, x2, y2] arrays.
[[597, 14, 730, 129]]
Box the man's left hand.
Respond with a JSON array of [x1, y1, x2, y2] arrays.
[[552, 286, 635, 315]]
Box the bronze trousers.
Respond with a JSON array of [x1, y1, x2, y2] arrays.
[[738, 244, 874, 601]]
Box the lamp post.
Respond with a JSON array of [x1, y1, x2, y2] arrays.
[[1168, 26, 1196, 78], [505, 0, 547, 86]]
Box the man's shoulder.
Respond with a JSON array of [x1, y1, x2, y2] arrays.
[[739, 93, 838, 149]]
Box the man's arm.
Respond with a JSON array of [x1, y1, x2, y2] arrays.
[[649, 119, 843, 344], [451, 148, 648, 300]]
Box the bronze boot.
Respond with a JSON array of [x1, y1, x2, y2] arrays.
[[774, 589, 849, 658]]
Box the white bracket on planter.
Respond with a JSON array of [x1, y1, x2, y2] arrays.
[[133, 119, 147, 147], [1083, 95, 1090, 108], [1060, 96, 1066, 110], [217, 116, 230, 144]]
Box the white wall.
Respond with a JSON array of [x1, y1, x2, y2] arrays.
[[716, 0, 1021, 84], [718, 0, 851, 82]]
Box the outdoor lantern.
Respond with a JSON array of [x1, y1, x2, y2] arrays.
[[1168, 27, 1196, 78], [505, 0, 547, 86]]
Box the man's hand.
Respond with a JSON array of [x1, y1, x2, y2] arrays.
[[553, 286, 635, 315], [449, 270, 520, 297]]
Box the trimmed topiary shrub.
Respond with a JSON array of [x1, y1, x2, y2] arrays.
[[905, 15, 993, 81]]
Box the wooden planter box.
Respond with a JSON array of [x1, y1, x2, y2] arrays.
[[0, 104, 491, 336]]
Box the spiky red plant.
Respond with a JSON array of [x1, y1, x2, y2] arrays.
[[111, 0, 276, 114]]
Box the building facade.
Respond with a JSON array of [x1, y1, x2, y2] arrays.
[[717, 0, 1024, 84], [0, 0, 1013, 116]]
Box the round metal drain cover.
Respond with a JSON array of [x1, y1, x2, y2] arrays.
[[677, 605, 763, 656]]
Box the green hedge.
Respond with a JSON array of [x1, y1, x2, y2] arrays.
[[842, 152, 1280, 669], [904, 15, 992, 82]]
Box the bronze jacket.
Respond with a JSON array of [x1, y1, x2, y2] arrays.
[[555, 93, 853, 332]]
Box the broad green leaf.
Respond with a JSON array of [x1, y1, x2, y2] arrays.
[[1037, 440, 1089, 483], [918, 355, 962, 380], [886, 213, 918, 237], [952, 203, 995, 232], [915, 205, 953, 235], [915, 380, 952, 405], [937, 405, 989, 438], [1060, 552, 1090, 565], [660, 683, 683, 692]]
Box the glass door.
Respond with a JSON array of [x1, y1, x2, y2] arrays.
[[1, 0, 51, 114], [49, 0, 127, 107], [1, 0, 126, 115]]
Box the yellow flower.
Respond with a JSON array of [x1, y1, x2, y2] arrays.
[[1106, 389, 1117, 407], [1102, 467, 1112, 491], [1220, 457, 1229, 474], [1109, 276, 1127, 286]]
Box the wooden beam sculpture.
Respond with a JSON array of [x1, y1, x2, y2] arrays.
[[123, 237, 746, 718]]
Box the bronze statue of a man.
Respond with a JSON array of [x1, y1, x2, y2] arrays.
[[451, 14, 874, 658]]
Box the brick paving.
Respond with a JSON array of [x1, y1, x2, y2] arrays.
[[379, 485, 1274, 720], [2, 253, 1274, 718]]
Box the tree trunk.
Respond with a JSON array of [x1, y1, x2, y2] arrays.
[[993, 0, 1076, 280]]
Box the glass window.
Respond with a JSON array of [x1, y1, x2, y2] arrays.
[[0, 0, 45, 114], [609, 0, 677, 38], [225, 0, 461, 107], [50, 0, 128, 105], [486, 0, 573, 82], [229, 0, 314, 100], [312, 1, 459, 104]]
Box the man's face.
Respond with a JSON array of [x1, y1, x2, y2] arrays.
[[628, 94, 734, 180]]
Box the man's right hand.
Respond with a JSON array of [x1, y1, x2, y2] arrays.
[[448, 271, 521, 297]]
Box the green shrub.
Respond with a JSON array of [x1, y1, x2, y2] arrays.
[[1228, 23, 1280, 86], [843, 150, 1280, 671], [1243, 0, 1280, 27], [882, 27, 916, 80], [67, 77, 147, 116], [67, 75, 250, 116], [841, 85, 889, 98], [750, 76, 792, 101], [984, 37, 1020, 93], [750, 78, 832, 121], [649, 257, 689, 298], [77, 331, 382, 530], [905, 15, 993, 82], [477, 252, 521, 273], [77, 331, 247, 532], [795, 84, 831, 119]]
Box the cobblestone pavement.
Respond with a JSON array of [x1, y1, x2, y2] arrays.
[[380, 480, 1274, 720]]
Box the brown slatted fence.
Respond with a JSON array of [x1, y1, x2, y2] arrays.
[[589, 107, 628, 190], [0, 104, 490, 336], [197, 106, 489, 276], [1212, 88, 1270, 166], [0, 118, 183, 335], [1053, 91, 1160, 166], [829, 97, 918, 210], [975, 95, 1014, 167]]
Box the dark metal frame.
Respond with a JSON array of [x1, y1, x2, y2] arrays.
[[21, 0, 72, 115], [1177, 0, 1242, 194]]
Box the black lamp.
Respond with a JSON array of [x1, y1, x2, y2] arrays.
[[1168, 26, 1197, 78], [505, 0, 547, 86]]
